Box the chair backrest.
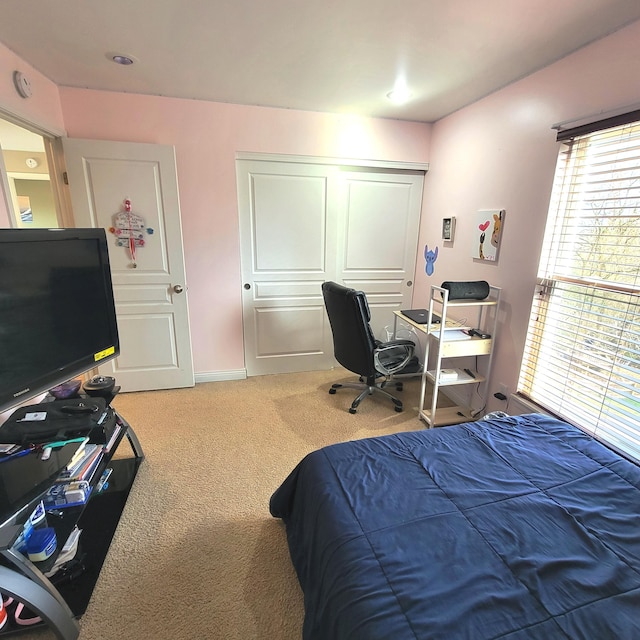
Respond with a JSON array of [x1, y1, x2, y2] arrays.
[[322, 281, 377, 377]]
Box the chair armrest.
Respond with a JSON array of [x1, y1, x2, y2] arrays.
[[374, 341, 415, 376], [379, 339, 415, 349]]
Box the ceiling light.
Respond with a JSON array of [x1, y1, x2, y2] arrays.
[[106, 52, 137, 66], [387, 88, 413, 104], [112, 55, 134, 65]]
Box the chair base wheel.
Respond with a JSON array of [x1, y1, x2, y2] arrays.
[[327, 377, 405, 415]]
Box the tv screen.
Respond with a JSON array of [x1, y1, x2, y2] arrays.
[[0, 228, 120, 414]]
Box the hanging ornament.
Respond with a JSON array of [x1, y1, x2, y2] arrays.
[[110, 199, 154, 268]]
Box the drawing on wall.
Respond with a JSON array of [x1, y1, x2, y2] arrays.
[[473, 209, 505, 262], [424, 244, 438, 276], [109, 199, 154, 268]]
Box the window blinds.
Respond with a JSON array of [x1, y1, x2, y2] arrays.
[[518, 119, 640, 460]]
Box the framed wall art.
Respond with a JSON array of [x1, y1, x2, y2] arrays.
[[472, 209, 505, 262]]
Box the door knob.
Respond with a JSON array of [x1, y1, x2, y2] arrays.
[[244, 283, 251, 290], [173, 285, 184, 294]]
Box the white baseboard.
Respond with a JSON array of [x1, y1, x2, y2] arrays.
[[195, 369, 247, 384]]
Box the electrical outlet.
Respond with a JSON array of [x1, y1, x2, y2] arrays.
[[498, 384, 508, 398]]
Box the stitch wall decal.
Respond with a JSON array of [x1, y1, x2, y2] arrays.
[[424, 244, 438, 276]]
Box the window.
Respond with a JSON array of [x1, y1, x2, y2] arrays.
[[518, 114, 640, 461]]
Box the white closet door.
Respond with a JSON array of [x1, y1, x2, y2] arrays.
[[238, 160, 339, 376], [336, 169, 424, 340], [237, 159, 424, 376]]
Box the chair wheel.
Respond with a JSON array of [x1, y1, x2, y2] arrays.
[[349, 408, 357, 414], [395, 406, 403, 413], [329, 388, 337, 394]]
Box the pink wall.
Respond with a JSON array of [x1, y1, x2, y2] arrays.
[[58, 90, 432, 374], [0, 42, 66, 227], [415, 19, 640, 412], [0, 45, 65, 135]]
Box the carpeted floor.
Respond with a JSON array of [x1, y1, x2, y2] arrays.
[[15, 369, 447, 639]]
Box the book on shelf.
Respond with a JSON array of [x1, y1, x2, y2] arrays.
[[78, 449, 103, 484], [56, 445, 103, 483], [439, 368, 459, 381], [103, 422, 122, 453], [65, 437, 91, 469], [63, 443, 98, 473]]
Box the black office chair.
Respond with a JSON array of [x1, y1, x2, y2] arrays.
[[322, 281, 417, 414]]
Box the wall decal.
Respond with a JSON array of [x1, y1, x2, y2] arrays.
[[424, 244, 438, 276], [473, 209, 504, 262]]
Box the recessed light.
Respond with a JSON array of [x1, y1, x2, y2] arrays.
[[112, 55, 134, 65], [106, 52, 137, 66]]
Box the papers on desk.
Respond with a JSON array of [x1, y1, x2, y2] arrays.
[[431, 329, 471, 340]]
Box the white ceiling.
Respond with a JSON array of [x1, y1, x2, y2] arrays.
[[1, 0, 640, 124]]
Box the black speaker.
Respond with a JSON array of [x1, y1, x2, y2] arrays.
[[441, 280, 490, 301], [83, 375, 116, 397]]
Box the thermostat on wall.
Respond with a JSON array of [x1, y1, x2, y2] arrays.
[[13, 71, 32, 99], [442, 217, 456, 241]]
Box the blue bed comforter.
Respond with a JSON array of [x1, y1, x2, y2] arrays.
[[269, 414, 640, 639]]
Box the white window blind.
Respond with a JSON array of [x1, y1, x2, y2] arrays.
[[518, 118, 640, 461]]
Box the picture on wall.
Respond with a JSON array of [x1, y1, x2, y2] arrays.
[[472, 209, 504, 261], [17, 196, 33, 223]]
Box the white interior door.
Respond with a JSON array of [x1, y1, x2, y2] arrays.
[[62, 138, 194, 392], [238, 158, 424, 376], [336, 168, 424, 340]]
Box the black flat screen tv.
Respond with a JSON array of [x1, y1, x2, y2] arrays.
[[0, 228, 119, 415]]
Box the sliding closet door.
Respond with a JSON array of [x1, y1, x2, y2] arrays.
[[237, 158, 424, 376], [336, 168, 424, 338], [238, 160, 339, 376]]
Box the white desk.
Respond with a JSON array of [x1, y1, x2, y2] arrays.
[[392, 306, 491, 426]]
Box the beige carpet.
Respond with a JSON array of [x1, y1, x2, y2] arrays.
[[18, 369, 448, 640]]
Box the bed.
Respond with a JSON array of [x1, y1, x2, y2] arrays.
[[269, 413, 640, 639]]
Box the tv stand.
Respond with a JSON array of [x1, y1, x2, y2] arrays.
[[0, 398, 144, 639]]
